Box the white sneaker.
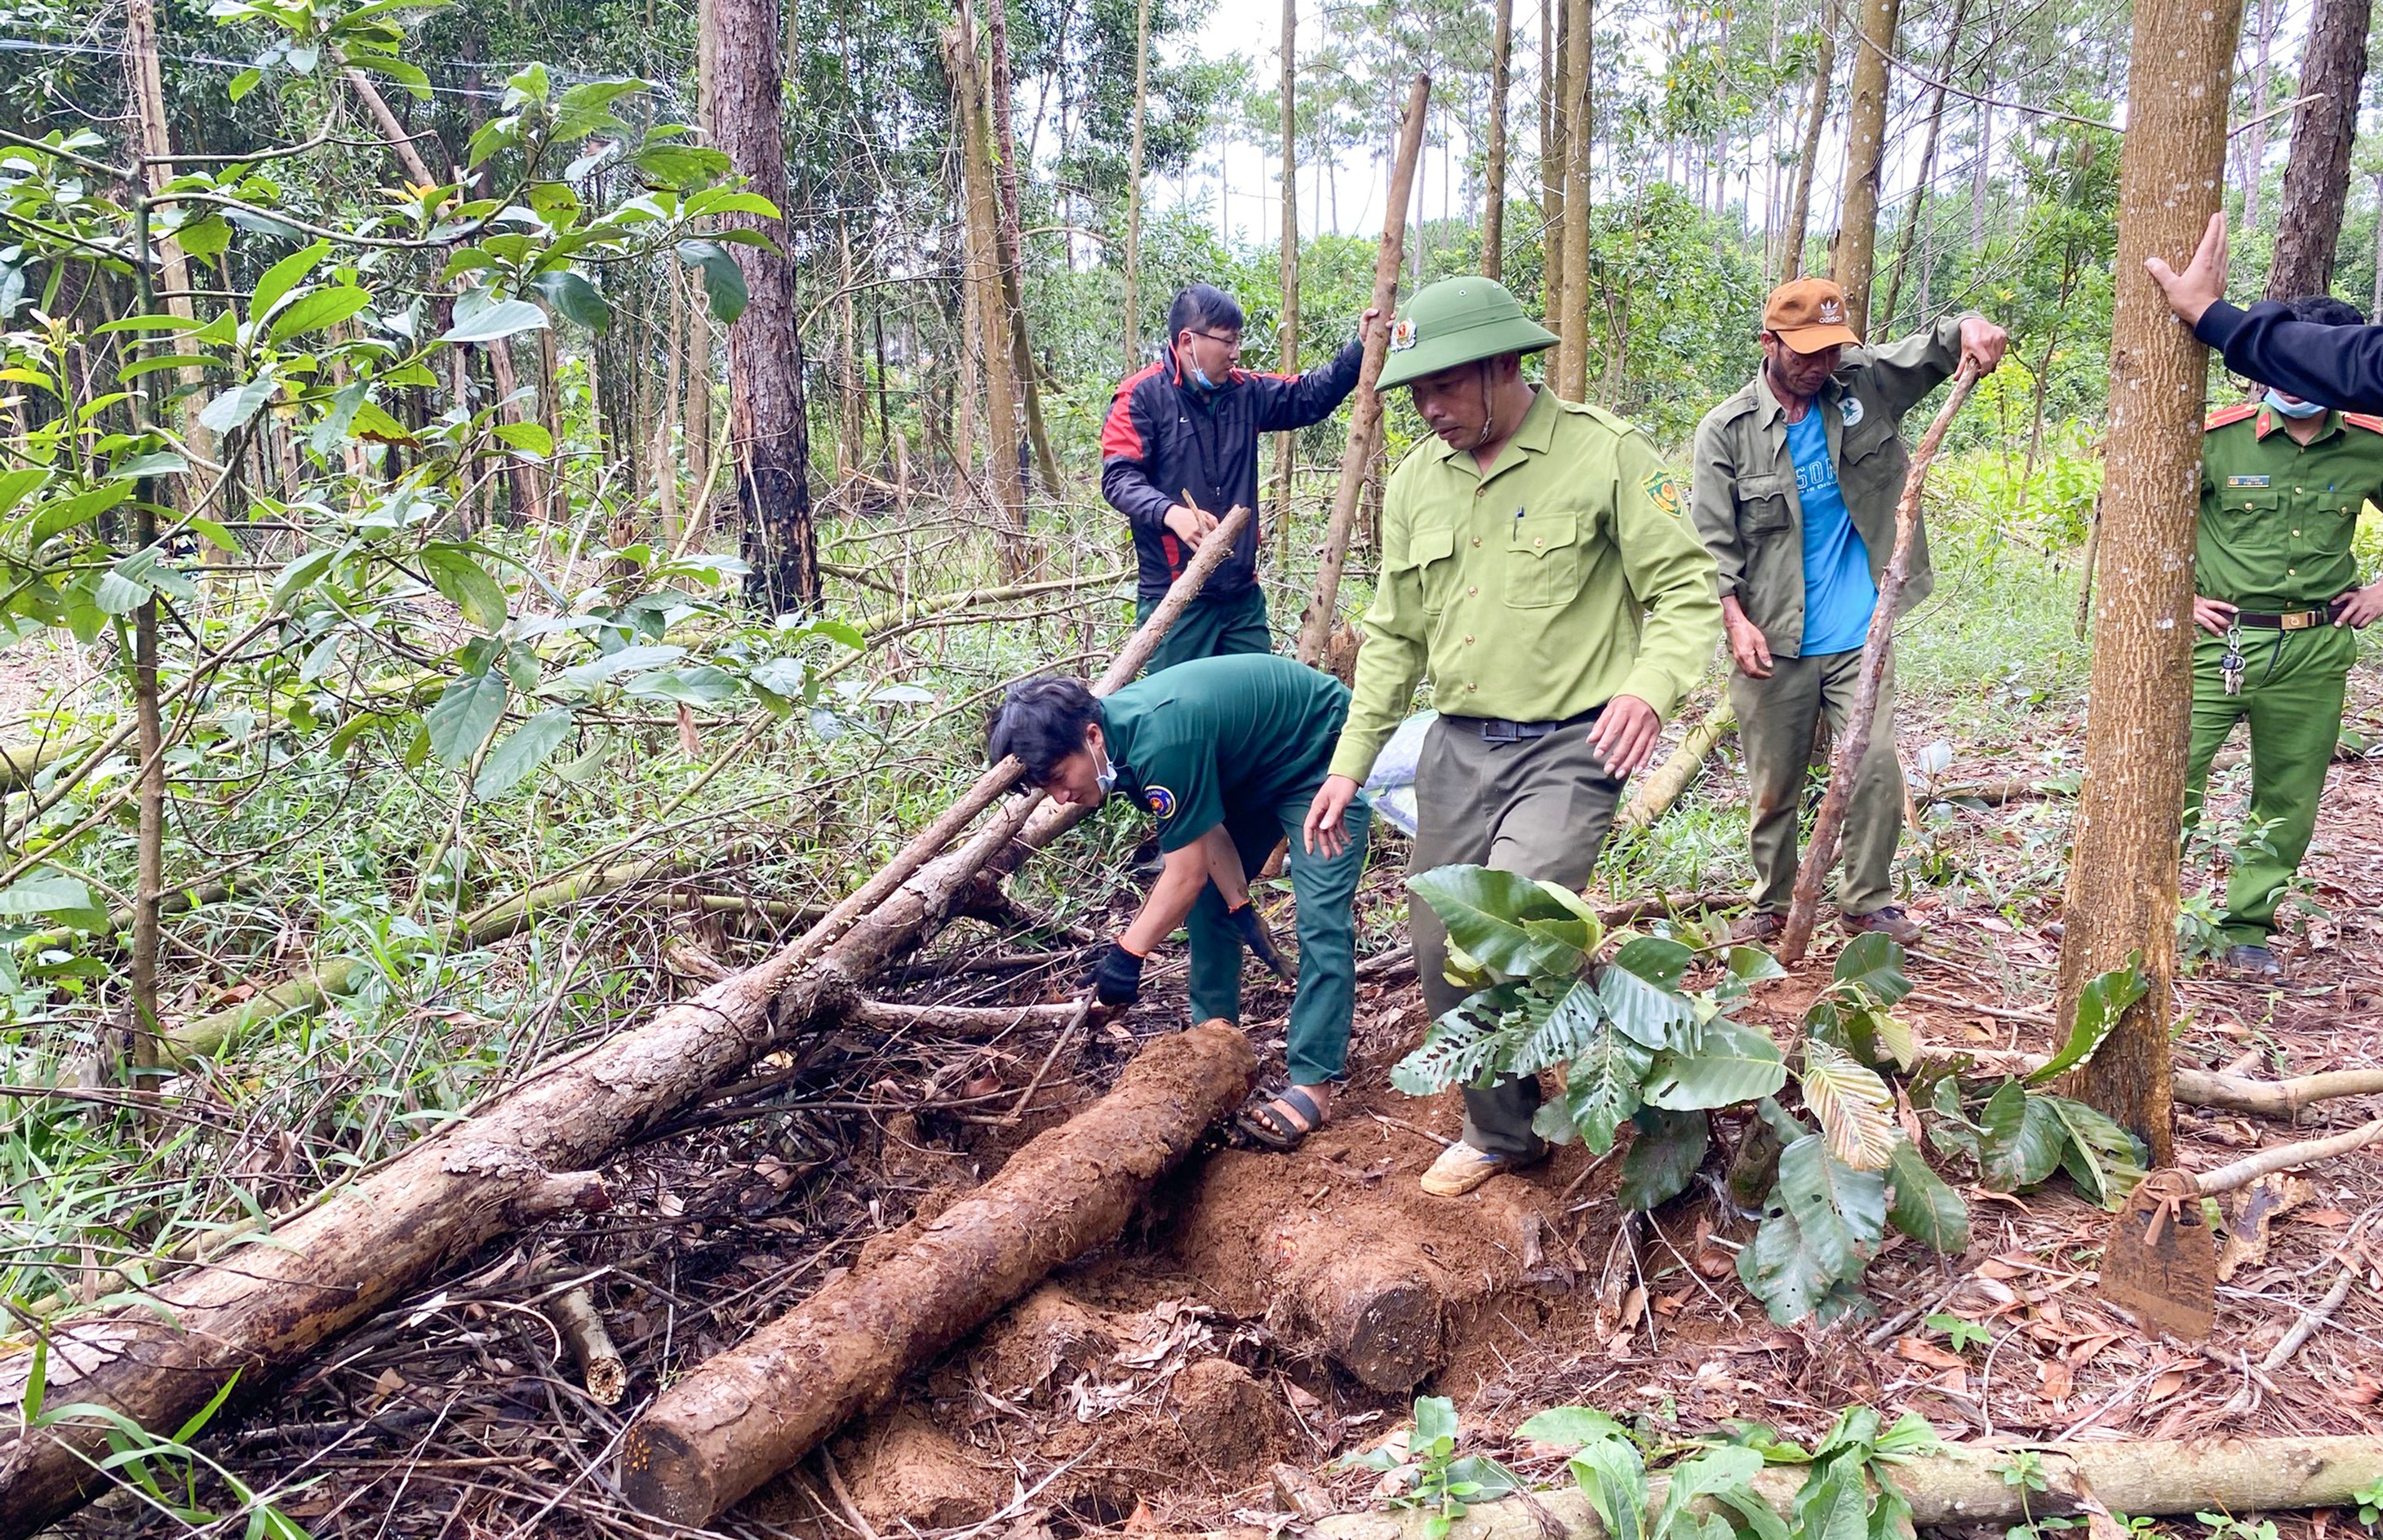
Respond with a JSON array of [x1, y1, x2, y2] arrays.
[[1420, 1140, 1512, 1197]]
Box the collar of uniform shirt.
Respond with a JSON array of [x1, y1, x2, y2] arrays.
[[1424, 383, 1561, 477], [1755, 365, 1845, 427]]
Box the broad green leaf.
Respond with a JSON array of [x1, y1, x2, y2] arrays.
[[1407, 864, 1592, 978], [1611, 934, 1694, 990], [442, 300, 548, 344], [1653, 1446, 1771, 1540], [0, 872, 93, 919], [530, 269, 611, 331], [1617, 1107, 1707, 1210], [560, 643, 685, 689], [1569, 1435, 1648, 1540], [1561, 1015, 1653, 1153], [29, 481, 130, 544], [1799, 1038, 1899, 1171], [677, 238, 749, 322], [1411, 1394, 1458, 1452], [109, 450, 188, 481], [251, 240, 331, 321], [1391, 989, 1511, 1096], [268, 286, 372, 342], [1979, 1080, 2068, 1190], [1775, 1133, 1886, 1280], [198, 375, 277, 434], [474, 708, 574, 798], [0, 467, 49, 521], [623, 664, 737, 704], [1515, 1405, 1628, 1448], [1643, 1018, 1787, 1109], [494, 420, 553, 457], [424, 668, 510, 766], [1884, 1138, 1970, 1253], [1797, 1467, 1872, 1540], [552, 78, 644, 140], [419, 544, 508, 632], [1515, 977, 1607, 1074], [2026, 962, 2148, 1085], [1831, 931, 1912, 1005], [2039, 1094, 2147, 1209], [175, 214, 231, 259], [1599, 958, 1697, 1048]]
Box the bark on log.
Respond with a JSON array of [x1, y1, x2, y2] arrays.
[[1308, 1436, 2383, 1540], [1294, 76, 1429, 667], [1777, 366, 1977, 964], [0, 517, 1255, 1539], [618, 1023, 1258, 1523], [1617, 699, 1734, 832], [541, 1285, 628, 1405], [1251, 1214, 1446, 1393]]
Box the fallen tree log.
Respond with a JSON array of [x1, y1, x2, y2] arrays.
[[0, 513, 1254, 1538], [1310, 1436, 2383, 1540], [1246, 1214, 1445, 1394], [619, 1022, 1257, 1523], [1617, 699, 1733, 832], [1953, 1046, 2383, 1119]]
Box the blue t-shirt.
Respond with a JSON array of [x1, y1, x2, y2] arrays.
[[1786, 409, 1879, 655]]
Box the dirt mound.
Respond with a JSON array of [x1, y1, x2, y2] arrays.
[[830, 1409, 1008, 1529]]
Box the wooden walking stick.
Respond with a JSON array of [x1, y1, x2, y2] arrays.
[[1775, 362, 1980, 965]]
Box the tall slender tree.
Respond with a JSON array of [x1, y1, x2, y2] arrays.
[[1834, 0, 1901, 332], [1121, 0, 1152, 367], [1543, 0, 1567, 313], [709, 0, 818, 610], [2055, 0, 2244, 1165], [1780, 2, 1837, 283], [949, 8, 1032, 576], [1552, 0, 1593, 397], [2265, 0, 2373, 300], [2238, 0, 2276, 233], [1877, 0, 1971, 331], [1483, 0, 1514, 279], [983, 0, 1063, 495], [1273, 0, 1299, 544]]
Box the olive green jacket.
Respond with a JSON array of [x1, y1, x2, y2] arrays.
[[1689, 313, 1975, 659]]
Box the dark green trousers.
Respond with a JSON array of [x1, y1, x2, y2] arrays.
[[2185, 624, 2353, 944], [1729, 647, 1905, 917], [1185, 790, 1370, 1085], [1134, 585, 1271, 675], [1410, 715, 1623, 1159]]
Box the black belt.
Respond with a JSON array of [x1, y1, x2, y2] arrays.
[[2234, 609, 2326, 630], [1457, 706, 1604, 743]]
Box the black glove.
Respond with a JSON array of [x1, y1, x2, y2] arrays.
[[1091, 940, 1145, 1006], [1228, 902, 1296, 983]]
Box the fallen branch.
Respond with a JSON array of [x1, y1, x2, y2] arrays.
[[1311, 1436, 2383, 1539], [2259, 1259, 2359, 1371], [2188, 1115, 2383, 1194], [0, 513, 1255, 1539], [1294, 73, 1428, 667], [540, 1285, 627, 1405], [1778, 364, 1979, 965], [1617, 699, 1734, 832], [619, 1023, 1257, 1523], [845, 999, 1085, 1037], [1955, 1045, 2383, 1120]]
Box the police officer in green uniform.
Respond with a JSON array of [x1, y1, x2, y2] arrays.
[[2189, 295, 2383, 979], [1302, 277, 1721, 1199], [987, 653, 1370, 1147]]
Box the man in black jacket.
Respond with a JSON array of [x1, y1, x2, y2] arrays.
[[2152, 211, 2383, 411], [1100, 284, 1376, 672]]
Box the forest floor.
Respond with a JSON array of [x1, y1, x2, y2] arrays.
[[109, 655, 2383, 1540]]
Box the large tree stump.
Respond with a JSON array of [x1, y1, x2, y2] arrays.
[[619, 1023, 1257, 1524]]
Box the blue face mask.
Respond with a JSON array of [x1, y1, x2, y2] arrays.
[[1094, 743, 1117, 801], [2266, 389, 2328, 419], [1188, 362, 1222, 392]]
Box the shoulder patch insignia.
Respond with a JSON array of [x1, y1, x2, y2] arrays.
[[1641, 469, 1686, 519], [1839, 394, 1866, 428], [2345, 411, 2383, 434], [2205, 403, 2258, 431], [1144, 785, 1176, 820]]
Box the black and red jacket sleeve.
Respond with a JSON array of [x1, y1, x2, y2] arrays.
[[1247, 335, 1369, 433], [1099, 365, 1178, 534]]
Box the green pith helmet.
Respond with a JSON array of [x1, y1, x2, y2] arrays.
[[1373, 277, 1561, 391]]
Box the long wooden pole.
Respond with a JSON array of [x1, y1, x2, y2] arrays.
[[0, 515, 1254, 1538], [1293, 75, 1430, 667], [1776, 366, 1977, 965]]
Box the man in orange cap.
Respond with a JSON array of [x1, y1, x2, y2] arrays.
[[1690, 280, 2007, 945]]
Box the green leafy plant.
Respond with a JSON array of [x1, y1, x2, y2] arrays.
[[2350, 1476, 2383, 1528], [1342, 1396, 1524, 1539], [1924, 1312, 1991, 1354], [2195, 1514, 2279, 1540], [1520, 1405, 1781, 1540]]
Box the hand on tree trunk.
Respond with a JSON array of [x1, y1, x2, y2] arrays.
[[2147, 211, 2230, 328]]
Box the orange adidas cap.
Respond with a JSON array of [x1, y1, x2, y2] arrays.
[[1763, 277, 1862, 353]]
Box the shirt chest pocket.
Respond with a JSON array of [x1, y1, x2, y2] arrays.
[[1406, 525, 1460, 615], [2217, 490, 2287, 555], [2296, 487, 2363, 554], [1737, 472, 1793, 537], [1506, 512, 1582, 609]]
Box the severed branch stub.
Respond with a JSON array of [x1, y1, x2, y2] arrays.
[[1777, 364, 1980, 965], [540, 1285, 628, 1405]]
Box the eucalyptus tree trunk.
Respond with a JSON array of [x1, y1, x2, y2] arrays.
[[948, 11, 1032, 577], [126, 0, 219, 528], [1121, 0, 1152, 367], [2054, 0, 2243, 1168], [2239, 0, 2275, 233], [1551, 0, 1592, 398], [1779, 4, 1836, 283], [2264, 0, 2372, 300], [1272, 0, 1299, 549], [709, 0, 819, 611], [839, 230, 863, 478], [1833, 0, 1899, 333], [1542, 0, 1565, 311], [1877, 0, 1969, 332], [1484, 0, 1513, 279], [983, 0, 1063, 496]]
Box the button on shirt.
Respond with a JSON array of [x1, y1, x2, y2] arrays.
[[1786, 411, 1878, 654], [2196, 403, 2383, 611], [1327, 388, 1722, 784]]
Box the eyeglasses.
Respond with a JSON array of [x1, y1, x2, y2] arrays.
[[1187, 329, 1244, 353]]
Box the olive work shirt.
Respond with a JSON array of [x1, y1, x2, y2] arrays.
[[1689, 313, 1977, 659], [2196, 402, 2383, 612], [1098, 654, 1351, 853], [1328, 387, 1723, 785]]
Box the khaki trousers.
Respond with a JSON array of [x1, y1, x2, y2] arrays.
[[1410, 714, 1623, 1160], [1728, 647, 1905, 918]]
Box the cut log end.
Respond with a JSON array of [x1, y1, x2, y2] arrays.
[[1316, 1267, 1444, 1393], [620, 1422, 718, 1524]]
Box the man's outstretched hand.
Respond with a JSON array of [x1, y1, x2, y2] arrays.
[[2146, 211, 2228, 329], [1302, 774, 1360, 857], [1588, 695, 1662, 780]]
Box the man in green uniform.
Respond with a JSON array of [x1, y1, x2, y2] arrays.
[[2189, 294, 2383, 979], [987, 653, 1370, 1147], [1690, 278, 2008, 945], [1302, 277, 1721, 1198]]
